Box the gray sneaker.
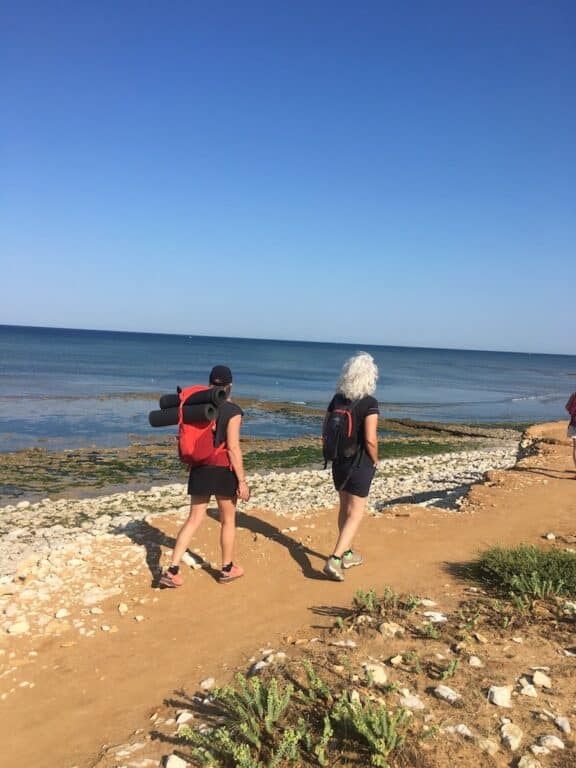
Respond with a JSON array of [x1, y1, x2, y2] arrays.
[[342, 550, 364, 569], [323, 556, 344, 581]]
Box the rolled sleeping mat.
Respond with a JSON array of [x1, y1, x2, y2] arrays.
[[148, 403, 219, 427], [158, 393, 180, 410], [158, 386, 227, 410]]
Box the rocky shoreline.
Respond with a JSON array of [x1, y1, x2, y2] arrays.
[[0, 441, 519, 641]]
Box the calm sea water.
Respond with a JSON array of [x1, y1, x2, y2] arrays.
[[1, 324, 575, 452]]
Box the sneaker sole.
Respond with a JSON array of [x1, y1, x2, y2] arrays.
[[159, 576, 182, 588], [323, 566, 344, 582], [219, 573, 244, 584]]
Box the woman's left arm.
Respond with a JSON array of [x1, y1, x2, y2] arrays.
[[363, 413, 379, 466]]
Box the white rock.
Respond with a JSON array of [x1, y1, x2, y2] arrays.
[[501, 722, 523, 751], [118, 603, 129, 616], [532, 670, 552, 689], [433, 685, 462, 706], [200, 677, 215, 692], [554, 716, 571, 734], [164, 755, 188, 768], [422, 611, 447, 623], [7, 620, 29, 635], [468, 655, 483, 668], [444, 723, 473, 739], [331, 639, 357, 648], [55, 608, 69, 619], [538, 734, 564, 750], [176, 710, 194, 725], [399, 693, 425, 710], [378, 621, 404, 638], [363, 662, 388, 687], [488, 685, 512, 708], [518, 756, 542, 768], [477, 737, 499, 756]]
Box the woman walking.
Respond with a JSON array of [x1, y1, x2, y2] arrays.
[[160, 365, 250, 587], [323, 352, 379, 581]]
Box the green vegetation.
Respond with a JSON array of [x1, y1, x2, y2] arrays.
[[473, 544, 576, 599], [182, 669, 411, 768], [0, 435, 477, 502]]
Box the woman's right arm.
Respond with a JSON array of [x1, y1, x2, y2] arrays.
[[226, 414, 250, 501]]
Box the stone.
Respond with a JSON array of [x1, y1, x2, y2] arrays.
[[164, 755, 188, 768], [537, 734, 564, 750], [399, 692, 425, 710], [55, 608, 69, 619], [422, 611, 447, 623], [378, 621, 404, 638], [7, 620, 29, 635], [176, 711, 194, 725], [468, 655, 483, 668], [532, 670, 552, 689], [362, 662, 388, 687], [118, 603, 129, 616], [433, 685, 462, 706], [518, 757, 542, 768], [488, 685, 512, 708], [200, 677, 215, 692], [476, 737, 499, 756], [554, 716, 571, 734], [501, 722, 523, 751]]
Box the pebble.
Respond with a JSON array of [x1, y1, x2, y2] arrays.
[[433, 685, 462, 706], [488, 685, 513, 708], [501, 722, 523, 751], [537, 734, 564, 750]]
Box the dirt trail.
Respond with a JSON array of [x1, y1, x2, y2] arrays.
[[1, 422, 575, 768]]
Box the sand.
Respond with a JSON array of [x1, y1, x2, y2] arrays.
[[0, 422, 575, 768]]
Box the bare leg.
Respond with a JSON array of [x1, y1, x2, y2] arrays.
[[572, 441, 576, 471], [337, 490, 348, 533], [170, 495, 209, 566], [332, 492, 366, 557], [217, 496, 238, 566]]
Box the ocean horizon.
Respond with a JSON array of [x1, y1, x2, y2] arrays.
[[1, 323, 575, 452]]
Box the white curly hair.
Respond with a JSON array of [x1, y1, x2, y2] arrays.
[[336, 352, 378, 400]]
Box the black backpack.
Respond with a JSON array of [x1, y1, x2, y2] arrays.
[[322, 398, 361, 465]]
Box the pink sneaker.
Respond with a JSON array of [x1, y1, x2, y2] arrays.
[[159, 569, 184, 588], [219, 563, 244, 584]]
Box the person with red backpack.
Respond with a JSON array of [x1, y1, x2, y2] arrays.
[[566, 392, 576, 472], [160, 365, 250, 587], [322, 352, 380, 581]]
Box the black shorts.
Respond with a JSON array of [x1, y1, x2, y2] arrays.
[[332, 461, 375, 498], [187, 466, 238, 498]]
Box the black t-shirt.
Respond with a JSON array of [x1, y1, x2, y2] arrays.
[[327, 393, 379, 466], [214, 400, 243, 447]]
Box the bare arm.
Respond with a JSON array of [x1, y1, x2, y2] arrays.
[[226, 414, 250, 501], [363, 413, 379, 466]]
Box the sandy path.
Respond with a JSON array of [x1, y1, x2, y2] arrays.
[[1, 423, 575, 768]]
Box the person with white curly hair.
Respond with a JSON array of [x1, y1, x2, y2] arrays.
[[323, 352, 380, 581]]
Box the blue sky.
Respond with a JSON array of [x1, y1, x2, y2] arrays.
[[1, 1, 574, 353]]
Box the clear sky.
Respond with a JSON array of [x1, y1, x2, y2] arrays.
[[1, 1, 574, 353]]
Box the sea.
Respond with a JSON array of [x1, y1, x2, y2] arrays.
[[1, 324, 575, 453]]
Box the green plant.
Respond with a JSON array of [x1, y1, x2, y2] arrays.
[[440, 659, 459, 680], [330, 692, 410, 767], [353, 588, 379, 615], [299, 659, 333, 704], [422, 622, 440, 640], [402, 594, 422, 612], [403, 650, 422, 674], [183, 674, 299, 767], [474, 545, 576, 599]]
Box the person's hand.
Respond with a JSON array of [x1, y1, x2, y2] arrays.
[[237, 479, 250, 502]]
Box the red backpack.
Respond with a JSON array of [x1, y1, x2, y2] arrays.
[[178, 385, 230, 467]]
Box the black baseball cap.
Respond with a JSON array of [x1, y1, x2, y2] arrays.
[[209, 365, 233, 385]]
